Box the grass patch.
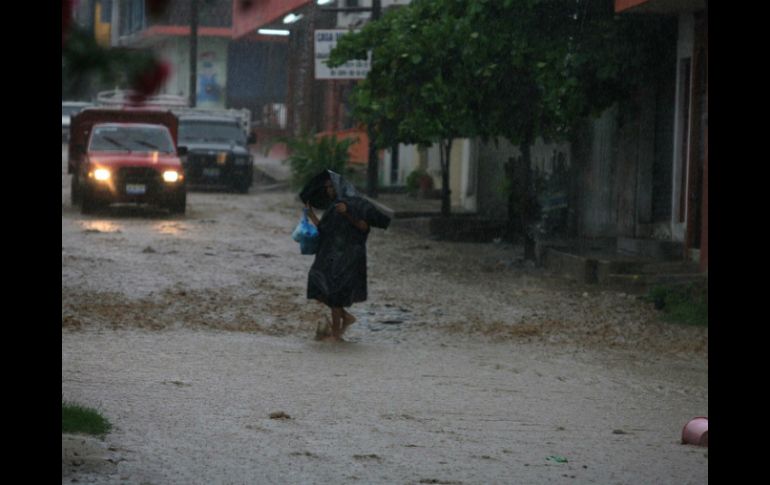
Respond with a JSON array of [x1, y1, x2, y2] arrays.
[[62, 401, 112, 436], [646, 281, 708, 327]]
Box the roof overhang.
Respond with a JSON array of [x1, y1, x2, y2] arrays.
[[119, 25, 235, 48], [615, 0, 706, 14], [232, 0, 313, 39], [143, 25, 234, 38]]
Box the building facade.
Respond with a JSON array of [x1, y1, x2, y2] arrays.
[[610, 0, 708, 270], [85, 0, 291, 130]]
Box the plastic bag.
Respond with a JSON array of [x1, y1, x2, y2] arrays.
[[292, 209, 319, 255]]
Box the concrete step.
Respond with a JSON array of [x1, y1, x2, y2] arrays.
[[603, 272, 707, 291], [428, 216, 506, 242], [392, 215, 506, 242], [544, 246, 704, 288], [596, 259, 700, 282], [617, 237, 684, 261], [635, 260, 701, 275], [391, 217, 432, 236], [543, 248, 600, 284]]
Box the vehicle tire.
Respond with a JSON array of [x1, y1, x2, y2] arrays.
[[80, 188, 99, 214], [167, 192, 186, 215], [233, 182, 250, 194], [71, 174, 82, 206]]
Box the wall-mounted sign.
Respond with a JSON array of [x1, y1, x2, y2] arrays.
[[315, 29, 371, 80]]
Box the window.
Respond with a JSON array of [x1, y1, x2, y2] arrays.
[[121, 0, 145, 35], [90, 125, 175, 154], [99, 0, 112, 22], [179, 120, 246, 145]]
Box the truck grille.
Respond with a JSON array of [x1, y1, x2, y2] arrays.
[[118, 167, 160, 183], [187, 153, 230, 168], [187, 153, 233, 170], [115, 167, 161, 196], [185, 152, 232, 181]]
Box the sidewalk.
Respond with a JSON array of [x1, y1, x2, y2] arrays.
[[538, 237, 705, 292], [248, 154, 703, 290], [250, 145, 291, 184], [367, 192, 443, 218], [249, 147, 445, 219]]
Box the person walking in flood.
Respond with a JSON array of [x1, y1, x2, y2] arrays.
[[301, 170, 391, 342]]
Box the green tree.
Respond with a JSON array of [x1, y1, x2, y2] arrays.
[[460, 0, 673, 257], [329, 1, 476, 216], [275, 133, 358, 190], [63, 24, 172, 102], [330, 0, 672, 257]]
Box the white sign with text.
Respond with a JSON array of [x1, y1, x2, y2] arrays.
[[315, 29, 371, 80]]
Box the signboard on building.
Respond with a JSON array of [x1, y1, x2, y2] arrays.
[[315, 29, 371, 80]]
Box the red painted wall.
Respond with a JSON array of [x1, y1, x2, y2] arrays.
[[615, 0, 650, 12], [143, 25, 233, 38]]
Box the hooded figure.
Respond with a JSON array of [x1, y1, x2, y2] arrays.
[[300, 170, 391, 341]]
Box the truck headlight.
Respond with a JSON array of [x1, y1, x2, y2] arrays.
[[163, 170, 181, 183], [93, 168, 111, 181]]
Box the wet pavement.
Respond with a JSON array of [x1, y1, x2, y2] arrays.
[[62, 145, 707, 484]]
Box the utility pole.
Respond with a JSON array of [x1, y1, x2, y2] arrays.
[[189, 0, 199, 107], [366, 0, 381, 198], [320, 0, 382, 197]]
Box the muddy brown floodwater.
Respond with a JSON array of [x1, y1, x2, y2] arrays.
[[62, 147, 707, 484]]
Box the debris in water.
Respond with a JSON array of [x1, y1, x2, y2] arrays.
[[546, 455, 568, 463], [353, 454, 381, 461]]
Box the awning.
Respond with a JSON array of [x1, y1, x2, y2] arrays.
[[615, 0, 706, 14]]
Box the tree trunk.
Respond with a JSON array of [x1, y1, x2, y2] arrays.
[[367, 126, 379, 198], [440, 139, 452, 217], [521, 128, 536, 261], [503, 155, 519, 242], [189, 0, 199, 107]]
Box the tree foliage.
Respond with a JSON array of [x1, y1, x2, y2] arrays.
[[329, 0, 478, 214], [275, 134, 358, 190], [62, 25, 171, 102], [328, 0, 674, 248]]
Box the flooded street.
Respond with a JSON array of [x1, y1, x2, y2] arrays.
[[62, 147, 708, 484]]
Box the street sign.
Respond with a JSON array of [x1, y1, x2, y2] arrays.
[[314, 29, 371, 80]]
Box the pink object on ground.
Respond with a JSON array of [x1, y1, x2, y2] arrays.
[[681, 417, 708, 446]]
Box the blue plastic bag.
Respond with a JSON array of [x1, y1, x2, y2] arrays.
[[292, 209, 319, 255]]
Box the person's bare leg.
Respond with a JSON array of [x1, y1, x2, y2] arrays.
[[325, 307, 344, 342], [313, 300, 332, 340], [341, 309, 357, 335], [315, 314, 332, 340]]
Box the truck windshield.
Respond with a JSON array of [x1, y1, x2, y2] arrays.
[[179, 120, 246, 145], [89, 125, 175, 153]]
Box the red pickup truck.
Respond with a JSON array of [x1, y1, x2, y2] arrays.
[[68, 107, 187, 214]]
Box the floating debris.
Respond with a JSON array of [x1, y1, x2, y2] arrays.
[[269, 411, 291, 420], [546, 455, 568, 463]]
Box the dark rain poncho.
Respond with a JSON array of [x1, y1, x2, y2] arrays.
[[302, 171, 391, 308]]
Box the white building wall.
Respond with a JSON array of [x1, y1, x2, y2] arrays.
[[337, 0, 413, 29], [381, 144, 421, 186], [460, 138, 478, 211], [379, 135, 568, 215], [381, 138, 480, 213], [153, 37, 229, 109], [671, 13, 694, 242]]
